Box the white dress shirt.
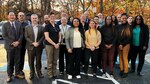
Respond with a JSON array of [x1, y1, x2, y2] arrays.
[[33, 26, 38, 42]]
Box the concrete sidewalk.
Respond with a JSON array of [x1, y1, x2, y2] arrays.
[[1, 42, 150, 84]]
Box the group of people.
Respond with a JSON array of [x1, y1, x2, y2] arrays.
[[2, 10, 149, 83]]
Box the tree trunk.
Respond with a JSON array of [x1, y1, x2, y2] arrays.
[[100, 0, 103, 13], [126, 7, 128, 15], [0, 0, 1, 20], [30, 0, 34, 12]]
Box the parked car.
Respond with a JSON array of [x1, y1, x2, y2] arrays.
[[0, 21, 7, 39]]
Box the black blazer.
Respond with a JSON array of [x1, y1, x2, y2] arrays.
[[2, 21, 23, 49], [131, 24, 149, 50]]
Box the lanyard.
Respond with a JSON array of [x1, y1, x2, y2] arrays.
[[61, 25, 67, 36]]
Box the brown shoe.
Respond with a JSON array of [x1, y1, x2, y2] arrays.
[[15, 74, 25, 79], [6, 77, 12, 83]]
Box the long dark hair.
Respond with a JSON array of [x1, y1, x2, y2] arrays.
[[133, 15, 145, 29], [71, 18, 83, 28], [104, 16, 113, 27], [111, 15, 118, 26], [102, 16, 115, 34], [121, 13, 131, 37], [71, 17, 84, 37]]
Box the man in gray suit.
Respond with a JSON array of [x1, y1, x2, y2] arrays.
[[25, 14, 44, 80], [2, 11, 24, 82]]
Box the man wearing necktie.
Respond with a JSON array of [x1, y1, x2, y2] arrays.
[[84, 11, 90, 24], [2, 11, 24, 82]]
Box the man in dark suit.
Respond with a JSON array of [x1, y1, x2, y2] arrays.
[[84, 11, 90, 24], [25, 14, 44, 80], [2, 11, 24, 82], [17, 12, 28, 75], [56, 12, 71, 26]]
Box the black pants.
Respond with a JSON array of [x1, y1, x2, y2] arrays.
[[114, 46, 118, 64], [131, 46, 146, 72], [67, 48, 81, 76], [80, 49, 85, 66], [20, 39, 26, 71], [6, 48, 21, 77], [97, 45, 102, 69], [84, 48, 98, 74], [59, 45, 68, 73], [28, 47, 43, 75]]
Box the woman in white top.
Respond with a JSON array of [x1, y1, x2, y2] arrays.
[[65, 18, 85, 79]]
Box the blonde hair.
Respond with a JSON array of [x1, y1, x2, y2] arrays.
[[88, 20, 98, 35]]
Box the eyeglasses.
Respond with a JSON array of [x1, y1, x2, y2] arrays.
[[19, 15, 25, 17]]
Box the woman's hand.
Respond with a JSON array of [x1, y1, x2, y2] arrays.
[[90, 46, 95, 51], [68, 48, 72, 53], [143, 46, 147, 50], [119, 45, 123, 50]]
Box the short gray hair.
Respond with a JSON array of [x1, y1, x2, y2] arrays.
[[31, 14, 38, 18]]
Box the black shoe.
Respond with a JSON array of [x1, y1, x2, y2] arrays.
[[53, 76, 57, 79], [129, 70, 135, 73], [29, 74, 34, 80], [37, 73, 44, 78], [45, 67, 47, 69], [84, 73, 88, 79], [82, 65, 85, 70], [137, 72, 143, 76], [48, 77, 55, 81], [121, 73, 128, 78], [119, 71, 124, 77], [59, 72, 64, 75], [93, 73, 97, 78], [6, 76, 12, 83]]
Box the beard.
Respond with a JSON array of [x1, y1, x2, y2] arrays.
[[45, 20, 49, 24]]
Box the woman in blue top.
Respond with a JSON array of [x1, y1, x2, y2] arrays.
[[130, 15, 149, 76]]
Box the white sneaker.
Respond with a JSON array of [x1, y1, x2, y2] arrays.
[[76, 75, 81, 79], [110, 75, 114, 79], [68, 75, 72, 79], [100, 69, 103, 72], [102, 74, 106, 78], [128, 64, 130, 68]]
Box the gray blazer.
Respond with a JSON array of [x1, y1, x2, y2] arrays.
[[2, 21, 23, 50], [25, 25, 44, 50], [65, 27, 85, 49]]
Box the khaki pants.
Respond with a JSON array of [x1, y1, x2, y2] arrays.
[[118, 44, 130, 73], [45, 45, 59, 78]]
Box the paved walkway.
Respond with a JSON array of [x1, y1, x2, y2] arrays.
[[0, 41, 150, 84]]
